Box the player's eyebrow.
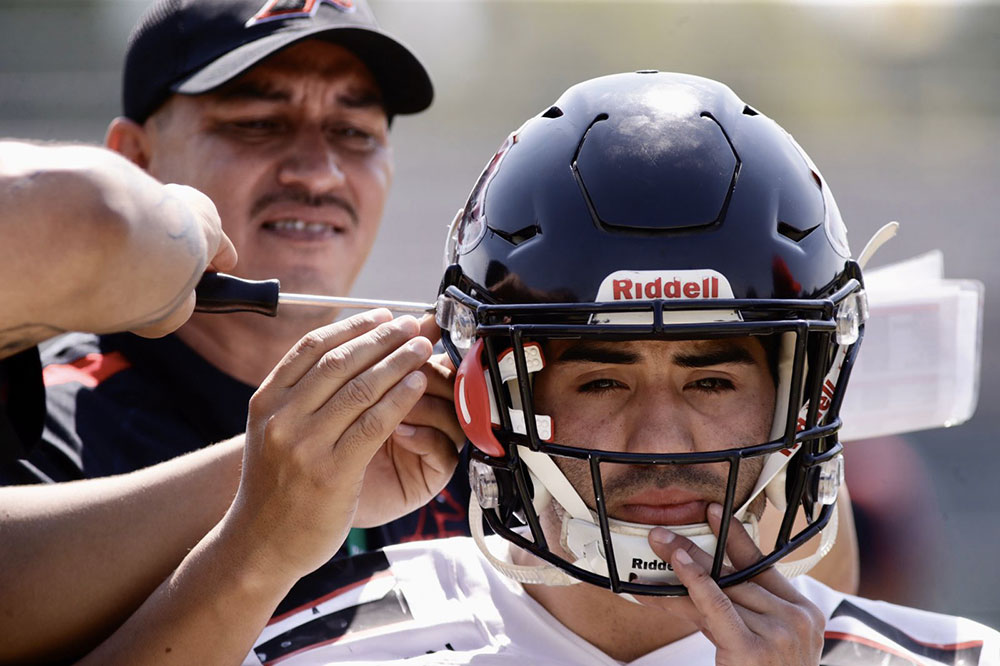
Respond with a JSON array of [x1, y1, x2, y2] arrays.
[[556, 343, 640, 365], [672, 343, 757, 368]]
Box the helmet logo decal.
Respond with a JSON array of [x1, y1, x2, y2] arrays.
[[597, 269, 735, 301], [245, 0, 354, 28], [451, 131, 519, 258]]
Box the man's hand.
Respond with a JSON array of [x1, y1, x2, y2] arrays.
[[642, 503, 826, 666], [129, 183, 237, 339], [353, 314, 464, 527], [219, 309, 457, 581]]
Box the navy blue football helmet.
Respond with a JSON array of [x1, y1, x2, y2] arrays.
[[437, 71, 866, 596]]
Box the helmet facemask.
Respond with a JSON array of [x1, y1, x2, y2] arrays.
[[441, 277, 865, 596]]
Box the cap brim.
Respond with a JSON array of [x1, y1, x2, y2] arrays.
[[173, 25, 432, 116]]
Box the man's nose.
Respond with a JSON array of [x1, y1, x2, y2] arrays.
[[277, 127, 346, 193], [625, 386, 697, 455]]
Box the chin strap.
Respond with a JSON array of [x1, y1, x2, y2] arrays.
[[774, 503, 839, 579], [469, 499, 579, 586]]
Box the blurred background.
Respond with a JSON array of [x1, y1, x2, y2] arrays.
[[2, 0, 997, 627]]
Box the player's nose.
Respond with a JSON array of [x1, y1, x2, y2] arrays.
[[624, 386, 696, 455]]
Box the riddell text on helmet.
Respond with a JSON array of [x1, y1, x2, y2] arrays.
[[597, 269, 735, 302], [612, 276, 720, 300]]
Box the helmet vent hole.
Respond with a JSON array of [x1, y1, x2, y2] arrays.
[[743, 105, 760, 116], [493, 224, 541, 246], [542, 106, 564, 119], [778, 221, 820, 243]]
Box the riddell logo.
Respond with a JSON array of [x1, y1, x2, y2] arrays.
[[631, 557, 673, 572], [613, 276, 720, 300], [596, 269, 735, 302]]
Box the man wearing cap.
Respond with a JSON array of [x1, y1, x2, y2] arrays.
[[2, 0, 470, 552]]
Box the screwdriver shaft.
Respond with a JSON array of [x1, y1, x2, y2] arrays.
[[278, 292, 435, 313]]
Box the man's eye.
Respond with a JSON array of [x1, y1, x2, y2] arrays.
[[686, 377, 735, 393], [578, 378, 624, 394], [331, 126, 378, 151], [228, 119, 284, 134]]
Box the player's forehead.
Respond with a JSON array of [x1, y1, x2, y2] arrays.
[[199, 39, 385, 114], [542, 337, 769, 369]]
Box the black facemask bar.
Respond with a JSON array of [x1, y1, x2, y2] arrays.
[[443, 275, 864, 595]]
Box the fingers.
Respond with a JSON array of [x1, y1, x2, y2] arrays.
[[208, 232, 238, 273], [399, 393, 465, 450], [669, 547, 758, 646], [332, 369, 428, 471], [417, 312, 442, 344], [260, 309, 394, 391], [391, 422, 462, 480], [705, 503, 803, 604], [292, 316, 431, 416], [421, 353, 456, 400]]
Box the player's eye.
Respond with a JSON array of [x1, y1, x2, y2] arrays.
[[577, 378, 626, 394], [685, 377, 735, 393]]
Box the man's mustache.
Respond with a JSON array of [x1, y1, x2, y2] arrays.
[[600, 463, 726, 503], [251, 189, 358, 225]]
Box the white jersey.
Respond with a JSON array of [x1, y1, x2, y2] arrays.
[[243, 537, 998, 666]]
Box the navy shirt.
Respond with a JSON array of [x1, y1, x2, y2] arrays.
[[0, 332, 471, 548]]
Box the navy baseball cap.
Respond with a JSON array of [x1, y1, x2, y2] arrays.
[[123, 0, 433, 123]]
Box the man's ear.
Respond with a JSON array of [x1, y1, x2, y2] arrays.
[[105, 117, 152, 170]]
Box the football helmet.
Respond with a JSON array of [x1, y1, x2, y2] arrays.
[[437, 71, 867, 596]]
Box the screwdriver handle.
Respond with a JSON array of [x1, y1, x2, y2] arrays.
[[194, 272, 280, 317]]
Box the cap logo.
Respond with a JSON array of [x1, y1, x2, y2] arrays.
[[246, 0, 355, 28]]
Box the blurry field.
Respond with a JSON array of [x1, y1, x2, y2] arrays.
[[2, 0, 998, 627]]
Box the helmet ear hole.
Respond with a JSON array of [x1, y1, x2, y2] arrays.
[[455, 339, 505, 457]]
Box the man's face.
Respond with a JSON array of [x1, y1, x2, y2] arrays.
[[532, 337, 775, 526], [143, 40, 392, 299]]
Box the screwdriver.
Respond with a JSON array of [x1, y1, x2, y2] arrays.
[[193, 272, 435, 317]]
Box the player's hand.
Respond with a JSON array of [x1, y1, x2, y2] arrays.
[[130, 183, 237, 338], [640, 503, 825, 666], [220, 309, 435, 580], [353, 314, 464, 527]]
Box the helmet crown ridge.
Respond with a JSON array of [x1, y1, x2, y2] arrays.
[[451, 71, 851, 306]]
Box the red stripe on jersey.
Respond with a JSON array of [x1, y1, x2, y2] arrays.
[[825, 632, 931, 665], [266, 570, 393, 625], [42, 352, 131, 388]]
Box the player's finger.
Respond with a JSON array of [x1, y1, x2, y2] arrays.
[[399, 394, 464, 449], [648, 526, 733, 578], [670, 547, 753, 647], [332, 369, 429, 471], [706, 503, 805, 604], [263, 310, 396, 394]]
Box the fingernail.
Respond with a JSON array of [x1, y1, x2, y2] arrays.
[[395, 423, 417, 437], [674, 549, 693, 566], [708, 503, 722, 519], [649, 527, 675, 545], [404, 371, 426, 390]]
